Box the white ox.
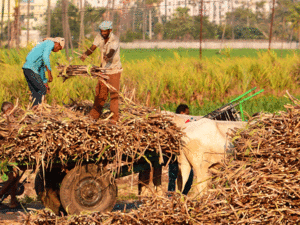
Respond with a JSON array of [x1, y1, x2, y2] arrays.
[[138, 112, 247, 196], [173, 115, 247, 195]]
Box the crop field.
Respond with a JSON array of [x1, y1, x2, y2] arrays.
[[122, 48, 300, 61], [0, 46, 300, 118]]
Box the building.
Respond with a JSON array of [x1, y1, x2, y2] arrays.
[[72, 0, 124, 9], [159, 0, 274, 24], [19, 0, 48, 29]]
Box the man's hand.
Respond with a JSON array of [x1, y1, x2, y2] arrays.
[[103, 55, 108, 61], [80, 53, 87, 62], [46, 66, 53, 83], [48, 73, 53, 83], [81, 45, 97, 62]]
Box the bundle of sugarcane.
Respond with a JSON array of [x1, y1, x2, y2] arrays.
[[0, 101, 183, 170], [57, 64, 110, 82]]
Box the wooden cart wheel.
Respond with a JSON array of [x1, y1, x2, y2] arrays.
[[60, 164, 117, 215], [34, 168, 67, 215]]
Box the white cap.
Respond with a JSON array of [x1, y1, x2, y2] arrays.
[[43, 37, 65, 49]]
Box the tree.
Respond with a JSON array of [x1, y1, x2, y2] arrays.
[[224, 7, 261, 39], [84, 3, 106, 37], [47, 0, 50, 37], [79, 0, 85, 45], [1, 0, 5, 47], [163, 8, 194, 40], [27, 0, 30, 45], [7, 0, 10, 48], [287, 1, 300, 45], [39, 1, 105, 48], [272, 0, 290, 41], [192, 14, 221, 40], [145, 0, 160, 40]]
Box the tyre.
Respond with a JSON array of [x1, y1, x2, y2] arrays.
[[59, 164, 117, 215]]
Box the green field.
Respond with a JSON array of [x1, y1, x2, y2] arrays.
[[121, 48, 300, 62], [0, 46, 299, 119]]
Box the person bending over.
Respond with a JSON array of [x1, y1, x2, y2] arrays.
[[22, 37, 64, 107]]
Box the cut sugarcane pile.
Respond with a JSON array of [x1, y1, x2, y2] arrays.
[[57, 64, 110, 81], [0, 101, 183, 168], [196, 96, 300, 223]]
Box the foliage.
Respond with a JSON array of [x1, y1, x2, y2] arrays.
[[234, 27, 264, 39], [38, 0, 106, 47], [153, 23, 164, 38], [163, 8, 194, 40], [0, 160, 17, 181], [120, 30, 143, 42]]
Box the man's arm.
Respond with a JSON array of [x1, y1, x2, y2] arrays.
[[80, 45, 97, 62], [103, 49, 116, 61], [45, 65, 52, 83]]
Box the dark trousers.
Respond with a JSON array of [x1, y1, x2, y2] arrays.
[[89, 72, 121, 121], [23, 69, 47, 106], [168, 160, 194, 195]]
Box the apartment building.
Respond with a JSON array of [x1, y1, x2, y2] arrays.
[[19, 0, 48, 29], [72, 0, 124, 9], [159, 0, 274, 24]]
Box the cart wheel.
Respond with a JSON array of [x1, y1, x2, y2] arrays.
[[60, 164, 117, 215], [34, 168, 67, 215]]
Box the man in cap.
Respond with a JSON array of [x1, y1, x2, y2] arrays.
[[80, 21, 122, 124], [22, 37, 64, 107]]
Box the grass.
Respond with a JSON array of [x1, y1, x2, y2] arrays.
[[121, 48, 300, 61], [0, 45, 300, 115], [162, 95, 299, 120]]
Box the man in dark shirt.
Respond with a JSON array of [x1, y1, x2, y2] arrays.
[[168, 104, 194, 195]]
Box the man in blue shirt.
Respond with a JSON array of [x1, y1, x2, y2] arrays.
[[22, 37, 64, 107]]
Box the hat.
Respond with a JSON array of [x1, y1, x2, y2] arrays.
[[43, 37, 65, 49], [99, 21, 113, 30]]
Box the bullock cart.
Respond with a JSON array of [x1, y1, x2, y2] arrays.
[[0, 102, 182, 215]]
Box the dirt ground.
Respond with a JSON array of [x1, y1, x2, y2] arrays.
[[0, 166, 192, 224]]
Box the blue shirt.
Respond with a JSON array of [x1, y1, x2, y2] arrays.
[[22, 40, 54, 84]]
